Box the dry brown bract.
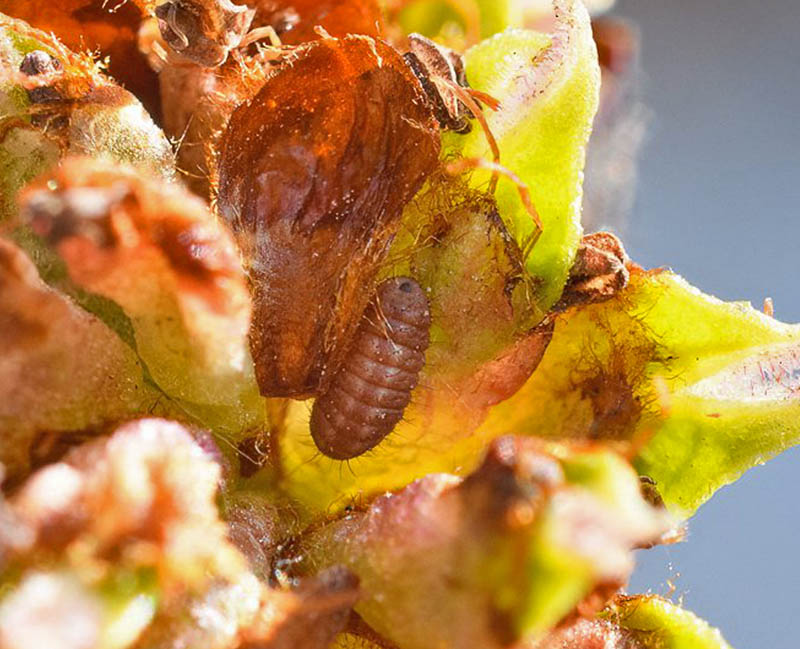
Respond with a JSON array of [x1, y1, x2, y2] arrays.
[[217, 34, 440, 399]]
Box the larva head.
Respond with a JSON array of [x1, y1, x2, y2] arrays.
[[373, 277, 432, 336]]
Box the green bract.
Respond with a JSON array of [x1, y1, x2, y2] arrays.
[[604, 596, 734, 649], [484, 269, 800, 519], [448, 0, 600, 312], [631, 275, 800, 518]]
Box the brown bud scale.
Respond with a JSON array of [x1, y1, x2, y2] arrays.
[[217, 35, 440, 399]]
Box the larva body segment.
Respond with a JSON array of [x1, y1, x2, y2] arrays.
[[310, 277, 431, 460]]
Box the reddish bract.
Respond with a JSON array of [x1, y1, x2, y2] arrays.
[[217, 34, 440, 398]]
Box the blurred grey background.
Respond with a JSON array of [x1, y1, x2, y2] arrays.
[[605, 1, 800, 647]]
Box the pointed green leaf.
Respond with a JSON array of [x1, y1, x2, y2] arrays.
[[482, 269, 800, 519], [630, 278, 800, 519]]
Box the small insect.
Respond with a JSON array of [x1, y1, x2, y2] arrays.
[[19, 49, 62, 78], [310, 277, 431, 460], [403, 33, 473, 133], [154, 0, 255, 67], [18, 50, 63, 106]]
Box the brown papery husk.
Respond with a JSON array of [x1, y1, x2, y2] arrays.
[[216, 34, 441, 399]]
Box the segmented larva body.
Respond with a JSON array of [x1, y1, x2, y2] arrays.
[[310, 277, 431, 460]]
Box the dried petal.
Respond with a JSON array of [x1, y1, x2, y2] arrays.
[[153, 0, 383, 197], [555, 231, 630, 310]]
